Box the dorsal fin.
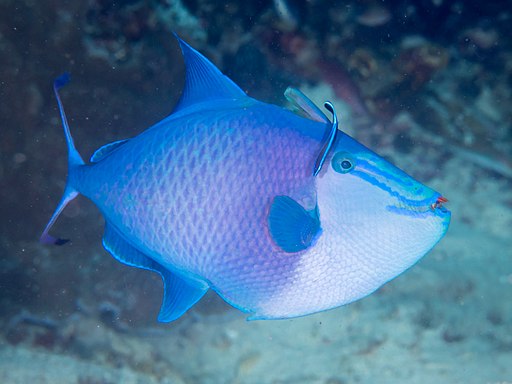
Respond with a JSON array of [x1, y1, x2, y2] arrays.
[[173, 36, 248, 113], [90, 139, 128, 163], [284, 87, 330, 123]]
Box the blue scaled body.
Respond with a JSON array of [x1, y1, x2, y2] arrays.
[[42, 37, 450, 322]]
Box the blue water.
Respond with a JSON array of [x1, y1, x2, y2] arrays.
[[1, 1, 511, 383]]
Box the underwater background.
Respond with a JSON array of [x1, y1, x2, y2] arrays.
[[1, 0, 511, 383]]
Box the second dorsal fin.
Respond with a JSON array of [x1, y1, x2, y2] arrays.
[[172, 36, 248, 113], [90, 139, 128, 163]]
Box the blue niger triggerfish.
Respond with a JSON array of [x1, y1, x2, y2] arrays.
[[41, 36, 450, 322]]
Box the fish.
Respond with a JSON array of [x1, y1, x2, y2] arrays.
[[41, 36, 451, 322]]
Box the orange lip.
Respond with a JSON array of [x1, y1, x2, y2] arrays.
[[430, 196, 448, 210]]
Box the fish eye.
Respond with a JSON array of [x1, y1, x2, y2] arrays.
[[332, 152, 355, 174]]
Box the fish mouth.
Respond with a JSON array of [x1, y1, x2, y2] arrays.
[[428, 194, 451, 233], [429, 197, 451, 228], [430, 196, 448, 212], [428, 195, 451, 223]]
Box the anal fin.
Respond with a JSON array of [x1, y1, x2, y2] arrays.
[[103, 222, 208, 322]]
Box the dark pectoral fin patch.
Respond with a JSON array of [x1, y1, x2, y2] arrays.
[[268, 196, 321, 253]]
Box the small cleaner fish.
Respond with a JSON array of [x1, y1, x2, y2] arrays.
[[41, 36, 450, 322]]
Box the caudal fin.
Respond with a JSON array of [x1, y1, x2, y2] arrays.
[[40, 74, 85, 245]]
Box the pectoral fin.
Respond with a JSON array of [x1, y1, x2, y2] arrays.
[[103, 222, 208, 322], [268, 196, 321, 253]]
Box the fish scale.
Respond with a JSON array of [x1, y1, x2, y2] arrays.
[[89, 107, 315, 283], [41, 36, 450, 321]]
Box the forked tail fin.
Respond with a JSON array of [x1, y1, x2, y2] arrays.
[[40, 74, 85, 245]]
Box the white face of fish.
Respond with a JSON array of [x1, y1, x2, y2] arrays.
[[319, 133, 450, 297], [256, 133, 450, 319]]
